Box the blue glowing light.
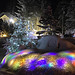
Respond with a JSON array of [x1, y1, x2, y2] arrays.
[[56, 58, 67, 68], [36, 59, 47, 67], [48, 63, 54, 67]]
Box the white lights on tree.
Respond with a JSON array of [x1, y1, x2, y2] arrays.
[[4, 18, 37, 54], [9, 18, 15, 24]]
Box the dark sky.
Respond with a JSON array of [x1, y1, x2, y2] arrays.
[[0, 0, 11, 12], [0, 0, 8, 12], [0, 0, 59, 13]]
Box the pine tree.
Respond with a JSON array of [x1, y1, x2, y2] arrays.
[[15, 0, 46, 18], [65, 0, 75, 30], [0, 19, 14, 36], [54, 0, 70, 34], [37, 6, 57, 35], [15, 0, 26, 17]]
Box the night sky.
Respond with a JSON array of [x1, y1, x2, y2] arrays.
[[0, 0, 10, 12], [0, 0, 59, 13]]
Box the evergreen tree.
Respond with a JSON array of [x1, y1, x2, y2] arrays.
[[37, 6, 57, 35], [15, 0, 26, 17], [15, 0, 46, 18], [65, 0, 75, 30], [0, 19, 14, 36], [54, 0, 71, 34], [0, 19, 3, 30]]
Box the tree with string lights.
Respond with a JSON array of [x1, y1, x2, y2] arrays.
[[4, 18, 37, 54], [4, 0, 47, 54], [37, 6, 58, 35]]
